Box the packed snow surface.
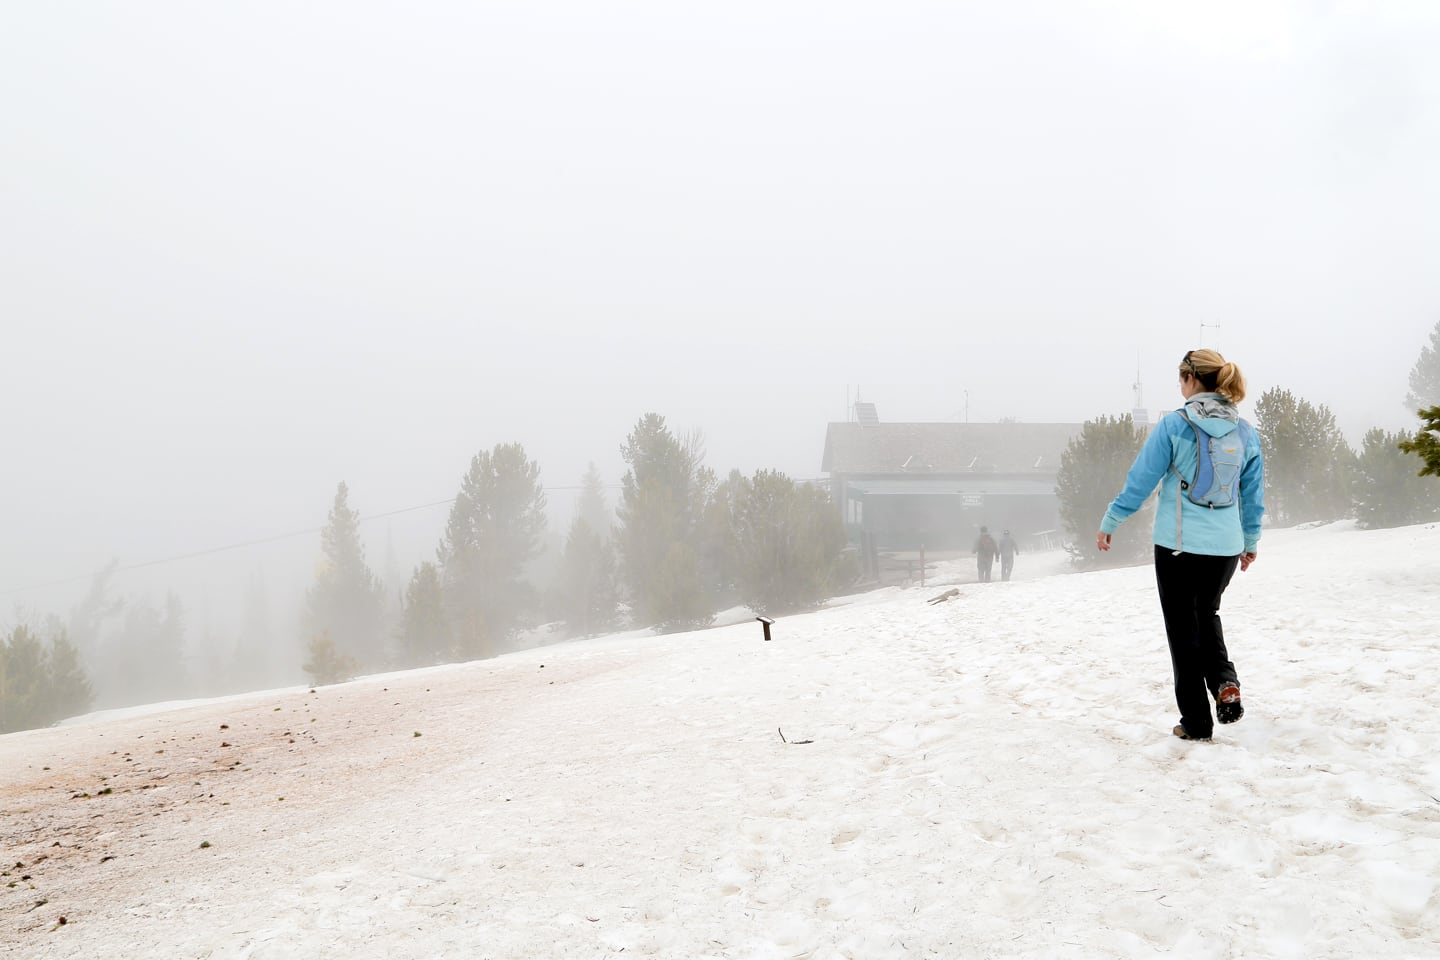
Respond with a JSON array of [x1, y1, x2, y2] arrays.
[[3, 521, 1438, 959]]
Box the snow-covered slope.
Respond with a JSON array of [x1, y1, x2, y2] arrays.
[[3, 521, 1438, 959]]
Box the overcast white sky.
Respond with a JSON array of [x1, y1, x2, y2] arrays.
[[3, 0, 1439, 611]]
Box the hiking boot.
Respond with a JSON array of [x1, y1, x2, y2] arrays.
[[1216, 683, 1244, 725], [1173, 724, 1211, 741]]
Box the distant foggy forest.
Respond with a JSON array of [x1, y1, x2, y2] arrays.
[[3, 322, 1438, 734]]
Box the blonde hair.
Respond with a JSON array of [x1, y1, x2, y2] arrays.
[[1180, 348, 1247, 403]]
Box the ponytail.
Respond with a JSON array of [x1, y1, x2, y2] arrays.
[[1214, 362, 1247, 403], [1180, 349, 1247, 403]]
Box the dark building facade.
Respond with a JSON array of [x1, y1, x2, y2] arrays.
[[821, 421, 1083, 570]]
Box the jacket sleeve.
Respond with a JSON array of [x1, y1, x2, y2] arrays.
[[1099, 417, 1175, 534], [1239, 428, 1265, 552]]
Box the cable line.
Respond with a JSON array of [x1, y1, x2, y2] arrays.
[[0, 493, 479, 596]]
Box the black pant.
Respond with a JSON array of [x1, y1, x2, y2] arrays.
[[1153, 546, 1240, 737], [977, 559, 993, 582]]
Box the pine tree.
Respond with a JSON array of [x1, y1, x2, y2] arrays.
[[1055, 414, 1155, 568], [0, 625, 48, 733], [1255, 388, 1354, 525], [193, 625, 233, 698], [303, 630, 357, 686], [698, 469, 746, 608], [1353, 425, 1440, 528], [66, 560, 123, 661], [157, 592, 187, 693], [0, 624, 93, 733], [306, 482, 385, 671], [616, 414, 714, 632], [95, 595, 188, 709], [1253, 388, 1301, 524], [379, 529, 405, 648], [576, 463, 612, 540], [437, 443, 548, 658], [731, 470, 853, 615], [231, 573, 277, 693], [1405, 319, 1440, 413], [399, 562, 450, 665], [103, 600, 163, 707], [44, 628, 94, 723], [1398, 406, 1440, 479], [553, 517, 619, 638], [1297, 403, 1355, 523]]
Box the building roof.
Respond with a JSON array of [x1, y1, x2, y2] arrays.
[[821, 422, 1084, 476]]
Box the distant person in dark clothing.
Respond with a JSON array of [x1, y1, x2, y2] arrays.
[[973, 526, 1000, 582], [998, 530, 1020, 581]]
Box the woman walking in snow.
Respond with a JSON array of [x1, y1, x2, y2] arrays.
[[1096, 349, 1265, 741]]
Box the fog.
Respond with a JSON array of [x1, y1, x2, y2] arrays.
[[3, 2, 1439, 697]]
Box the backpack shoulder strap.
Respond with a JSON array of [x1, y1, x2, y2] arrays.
[[1168, 408, 1205, 491], [1236, 418, 1255, 447]]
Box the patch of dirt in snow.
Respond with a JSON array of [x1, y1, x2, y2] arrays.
[[0, 650, 645, 945]]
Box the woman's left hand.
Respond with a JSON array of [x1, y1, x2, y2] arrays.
[[1240, 551, 1257, 572]]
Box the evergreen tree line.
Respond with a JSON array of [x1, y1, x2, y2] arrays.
[[0, 625, 93, 734], [1056, 322, 1440, 562], [305, 412, 856, 684], [1250, 388, 1440, 529], [1, 563, 295, 733], [10, 323, 1435, 725], [0, 412, 855, 730]]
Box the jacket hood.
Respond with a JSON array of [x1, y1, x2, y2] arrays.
[[1183, 393, 1240, 437]]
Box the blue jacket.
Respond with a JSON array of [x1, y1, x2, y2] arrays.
[[1100, 394, 1265, 556]]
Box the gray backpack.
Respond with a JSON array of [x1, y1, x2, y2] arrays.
[[1171, 410, 1250, 508]]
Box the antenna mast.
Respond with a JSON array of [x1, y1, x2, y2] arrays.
[[1131, 353, 1150, 427]]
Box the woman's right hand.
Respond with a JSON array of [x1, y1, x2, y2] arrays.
[[1096, 532, 1111, 552]]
